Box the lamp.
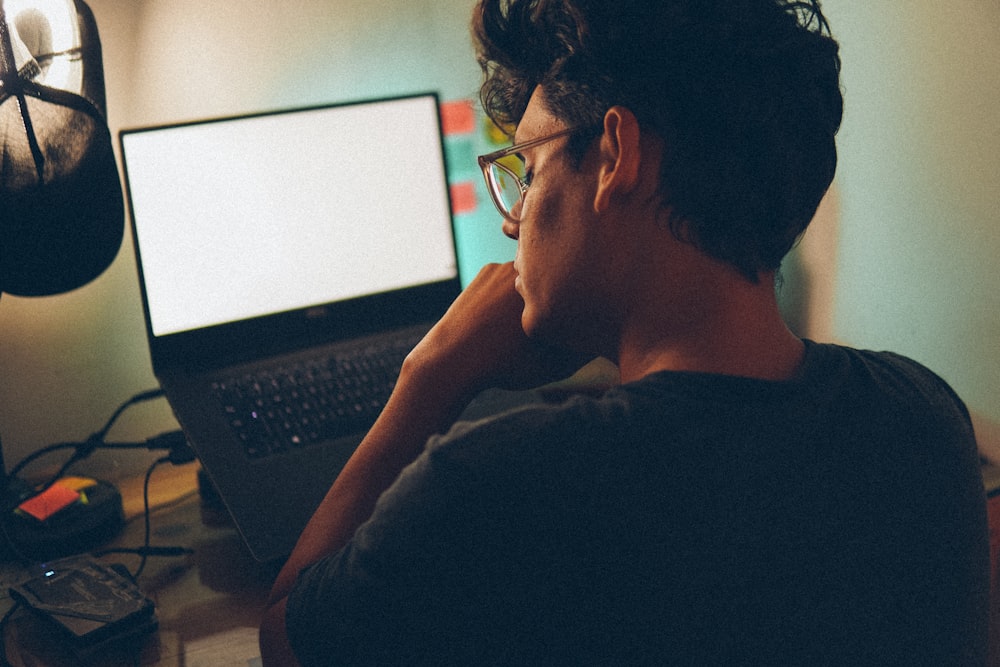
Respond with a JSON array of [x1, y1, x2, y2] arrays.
[[1, 0, 125, 558]]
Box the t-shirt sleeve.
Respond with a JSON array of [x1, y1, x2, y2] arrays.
[[283, 400, 602, 666], [284, 443, 474, 665]]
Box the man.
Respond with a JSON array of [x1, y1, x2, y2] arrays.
[[260, 0, 989, 664]]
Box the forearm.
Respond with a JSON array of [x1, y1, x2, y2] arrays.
[[265, 355, 475, 604]]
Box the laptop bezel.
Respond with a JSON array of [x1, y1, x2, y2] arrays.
[[118, 92, 461, 374]]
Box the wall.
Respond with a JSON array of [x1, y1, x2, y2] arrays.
[[1, 0, 997, 482], [821, 1, 1000, 451], [0, 0, 510, 482]]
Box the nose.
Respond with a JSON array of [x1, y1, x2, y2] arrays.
[[502, 217, 519, 240]]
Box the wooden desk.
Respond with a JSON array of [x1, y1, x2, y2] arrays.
[[2, 463, 277, 666]]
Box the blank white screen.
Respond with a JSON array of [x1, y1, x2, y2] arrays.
[[122, 95, 456, 337]]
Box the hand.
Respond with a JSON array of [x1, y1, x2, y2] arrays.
[[405, 262, 591, 400]]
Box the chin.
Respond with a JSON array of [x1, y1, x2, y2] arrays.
[[519, 311, 543, 340], [519, 306, 550, 341]]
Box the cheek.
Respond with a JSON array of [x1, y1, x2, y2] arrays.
[[516, 169, 595, 294], [517, 227, 593, 338], [521, 179, 584, 248]]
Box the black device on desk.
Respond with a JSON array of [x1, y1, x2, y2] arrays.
[[8, 555, 157, 660], [119, 92, 461, 563]]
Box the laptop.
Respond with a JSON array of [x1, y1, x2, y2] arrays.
[[119, 93, 462, 563]]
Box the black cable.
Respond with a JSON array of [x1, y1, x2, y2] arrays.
[[0, 390, 192, 662], [7, 441, 80, 480], [3, 388, 194, 574], [91, 434, 196, 576], [93, 388, 165, 443], [11, 439, 156, 477], [134, 455, 169, 579], [9, 439, 154, 498], [84, 448, 195, 576], [7, 388, 165, 482], [33, 448, 92, 494], [33, 441, 157, 496], [5, 430, 193, 573]]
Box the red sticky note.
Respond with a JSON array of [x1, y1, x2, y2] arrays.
[[18, 484, 81, 521], [440, 99, 476, 136], [450, 181, 478, 215]]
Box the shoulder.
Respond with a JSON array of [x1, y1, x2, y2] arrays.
[[411, 389, 632, 489], [804, 341, 954, 391], [419, 375, 732, 467], [796, 343, 983, 550], [800, 341, 973, 431]]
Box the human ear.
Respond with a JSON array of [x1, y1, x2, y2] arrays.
[[593, 106, 643, 214]]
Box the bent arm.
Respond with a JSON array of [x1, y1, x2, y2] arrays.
[[259, 263, 587, 665]]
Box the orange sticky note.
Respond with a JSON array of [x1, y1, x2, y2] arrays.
[[450, 182, 478, 215], [440, 99, 476, 136], [18, 484, 81, 521]]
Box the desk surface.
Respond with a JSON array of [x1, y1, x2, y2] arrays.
[[2, 463, 277, 666]]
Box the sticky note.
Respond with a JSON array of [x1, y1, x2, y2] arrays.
[[450, 182, 478, 215], [17, 484, 81, 521], [440, 99, 476, 136], [52, 476, 98, 492]]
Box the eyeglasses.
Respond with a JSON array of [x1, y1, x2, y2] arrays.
[[477, 127, 578, 222]]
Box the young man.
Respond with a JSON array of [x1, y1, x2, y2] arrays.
[[260, 1, 989, 664]]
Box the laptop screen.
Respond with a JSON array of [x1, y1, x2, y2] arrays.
[[120, 94, 457, 338]]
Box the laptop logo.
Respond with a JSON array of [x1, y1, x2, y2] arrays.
[[306, 306, 329, 319]]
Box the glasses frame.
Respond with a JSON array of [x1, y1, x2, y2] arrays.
[[477, 127, 579, 221]]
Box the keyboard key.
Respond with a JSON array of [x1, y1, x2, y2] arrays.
[[212, 329, 422, 459]]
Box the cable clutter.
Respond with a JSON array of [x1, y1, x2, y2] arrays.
[[0, 388, 197, 665]]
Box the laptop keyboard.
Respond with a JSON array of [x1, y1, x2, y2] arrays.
[[211, 329, 424, 459]]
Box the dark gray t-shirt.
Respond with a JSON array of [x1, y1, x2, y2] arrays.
[[286, 342, 988, 665]]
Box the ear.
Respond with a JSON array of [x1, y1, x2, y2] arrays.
[[593, 106, 643, 214]]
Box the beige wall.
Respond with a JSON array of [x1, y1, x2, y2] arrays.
[[1, 0, 997, 480], [823, 1, 1000, 457]]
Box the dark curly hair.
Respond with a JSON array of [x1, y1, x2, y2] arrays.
[[472, 0, 843, 281]]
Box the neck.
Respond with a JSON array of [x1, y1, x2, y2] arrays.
[[615, 258, 804, 384]]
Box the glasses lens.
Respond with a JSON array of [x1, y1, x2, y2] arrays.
[[488, 156, 526, 219]]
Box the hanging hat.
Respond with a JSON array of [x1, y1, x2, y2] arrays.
[[1, 0, 123, 297]]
